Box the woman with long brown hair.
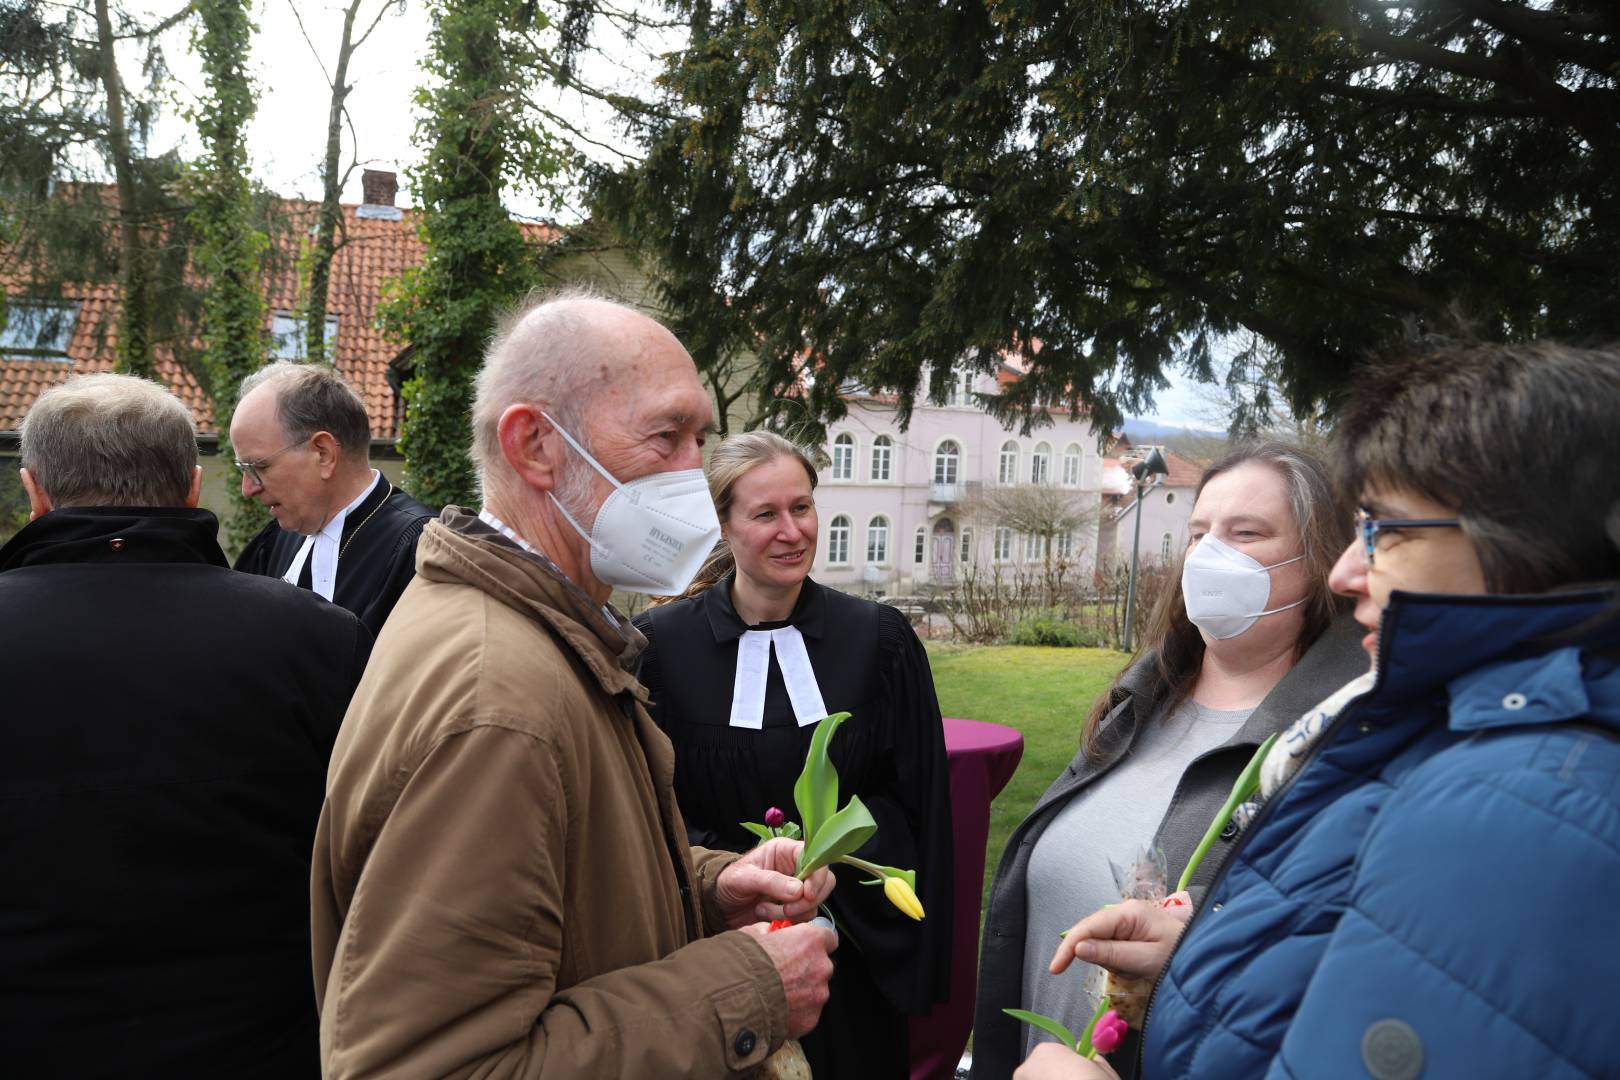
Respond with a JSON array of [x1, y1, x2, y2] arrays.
[[971, 441, 1368, 1079], [634, 430, 953, 1079]]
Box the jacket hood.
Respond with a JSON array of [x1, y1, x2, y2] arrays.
[[415, 508, 649, 702], [0, 507, 228, 571]]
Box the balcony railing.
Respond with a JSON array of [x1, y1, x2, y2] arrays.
[[930, 482, 962, 503]]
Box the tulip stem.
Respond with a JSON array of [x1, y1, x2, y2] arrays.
[[837, 854, 887, 879]]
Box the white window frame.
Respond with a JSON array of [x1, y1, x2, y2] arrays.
[[270, 311, 340, 360], [1031, 442, 1052, 485], [914, 525, 927, 565], [1062, 444, 1082, 486], [994, 526, 1013, 563], [998, 440, 1019, 485], [1161, 532, 1173, 561], [831, 433, 855, 481], [0, 300, 79, 359], [866, 516, 891, 565], [959, 528, 973, 563], [1057, 531, 1074, 559], [827, 515, 852, 565], [870, 435, 893, 482], [933, 439, 961, 486]]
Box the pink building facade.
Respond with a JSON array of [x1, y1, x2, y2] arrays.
[[808, 369, 1111, 594]]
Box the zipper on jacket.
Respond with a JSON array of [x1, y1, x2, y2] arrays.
[[1132, 665, 1386, 1075]]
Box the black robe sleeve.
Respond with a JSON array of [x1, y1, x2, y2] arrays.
[[830, 604, 954, 1014], [232, 519, 286, 576]]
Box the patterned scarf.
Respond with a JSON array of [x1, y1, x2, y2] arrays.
[[1230, 671, 1377, 833]]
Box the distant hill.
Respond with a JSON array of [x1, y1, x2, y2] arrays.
[[1121, 417, 1224, 442]]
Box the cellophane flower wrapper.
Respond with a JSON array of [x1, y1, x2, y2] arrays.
[[1085, 845, 1167, 1028]]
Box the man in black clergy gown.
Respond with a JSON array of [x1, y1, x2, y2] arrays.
[[231, 361, 435, 637], [0, 373, 372, 1078]]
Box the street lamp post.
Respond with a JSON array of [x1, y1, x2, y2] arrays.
[[1121, 448, 1169, 653]]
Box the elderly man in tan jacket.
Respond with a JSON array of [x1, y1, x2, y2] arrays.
[[311, 291, 840, 1078]]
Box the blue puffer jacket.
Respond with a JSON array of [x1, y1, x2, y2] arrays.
[[1142, 590, 1620, 1079]]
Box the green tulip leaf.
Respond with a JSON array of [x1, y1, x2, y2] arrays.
[[1178, 733, 1277, 893], [1076, 994, 1113, 1056], [793, 711, 851, 842], [739, 821, 774, 845], [780, 821, 802, 840], [794, 795, 877, 878], [1003, 1009, 1080, 1053]]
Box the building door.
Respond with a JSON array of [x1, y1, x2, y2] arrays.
[[931, 518, 955, 583]]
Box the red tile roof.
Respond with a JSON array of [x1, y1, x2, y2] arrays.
[[1163, 449, 1205, 487], [1, 195, 558, 438]]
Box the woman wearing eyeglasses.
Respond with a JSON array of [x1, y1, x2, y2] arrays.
[[973, 442, 1368, 1080], [1017, 342, 1620, 1080]]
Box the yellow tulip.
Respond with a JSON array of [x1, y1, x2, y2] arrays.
[[883, 875, 925, 921]]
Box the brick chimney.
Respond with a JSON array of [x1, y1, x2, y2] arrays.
[[357, 169, 403, 220]]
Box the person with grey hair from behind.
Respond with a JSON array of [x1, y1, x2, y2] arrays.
[[232, 360, 435, 636], [311, 289, 841, 1078], [0, 373, 372, 1080]]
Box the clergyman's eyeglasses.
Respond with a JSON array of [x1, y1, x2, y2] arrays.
[[235, 439, 305, 486]]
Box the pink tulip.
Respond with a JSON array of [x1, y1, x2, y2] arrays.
[[764, 807, 786, 829], [1090, 1010, 1128, 1055]]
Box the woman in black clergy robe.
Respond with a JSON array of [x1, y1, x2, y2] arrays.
[[634, 431, 953, 1079]]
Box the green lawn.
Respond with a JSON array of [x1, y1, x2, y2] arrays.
[[925, 644, 1131, 918]]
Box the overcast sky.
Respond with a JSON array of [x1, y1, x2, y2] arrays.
[[132, 0, 1212, 427]]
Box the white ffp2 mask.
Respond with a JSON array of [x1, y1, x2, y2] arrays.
[[543, 413, 722, 597], [1181, 533, 1305, 640]]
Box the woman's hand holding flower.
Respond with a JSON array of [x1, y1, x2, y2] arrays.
[[1013, 1042, 1122, 1080], [1049, 891, 1194, 981]]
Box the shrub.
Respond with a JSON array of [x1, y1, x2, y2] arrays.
[[1008, 616, 1108, 648]]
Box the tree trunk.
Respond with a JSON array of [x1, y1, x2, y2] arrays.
[[305, 0, 363, 366], [94, 0, 153, 377]]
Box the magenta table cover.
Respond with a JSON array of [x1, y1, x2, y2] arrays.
[[909, 717, 1025, 1080]]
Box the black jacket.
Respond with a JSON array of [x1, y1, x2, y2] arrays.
[[0, 507, 372, 1079], [234, 476, 436, 637], [970, 614, 1369, 1080]]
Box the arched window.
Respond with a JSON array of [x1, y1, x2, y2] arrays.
[[1031, 442, 1052, 484], [914, 525, 927, 564], [998, 440, 1020, 484], [934, 440, 961, 485], [1160, 532, 1173, 561], [866, 516, 890, 564], [1062, 444, 1082, 486], [994, 527, 1013, 562], [827, 516, 852, 564], [831, 433, 855, 481], [959, 528, 973, 563], [870, 435, 893, 482]]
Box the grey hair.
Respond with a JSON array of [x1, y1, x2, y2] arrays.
[[237, 361, 371, 458], [20, 373, 197, 507], [471, 285, 635, 501]]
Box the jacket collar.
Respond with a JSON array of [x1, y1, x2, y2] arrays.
[[703, 573, 827, 642], [416, 508, 649, 702], [0, 507, 228, 571], [1369, 589, 1620, 733]]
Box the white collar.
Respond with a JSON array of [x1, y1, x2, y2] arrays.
[[320, 470, 382, 542], [729, 626, 829, 729], [477, 508, 535, 553]]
